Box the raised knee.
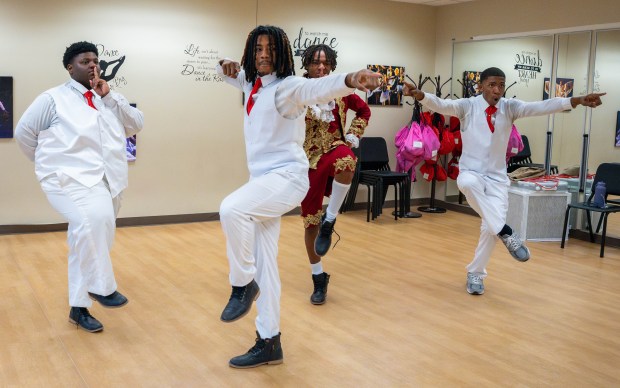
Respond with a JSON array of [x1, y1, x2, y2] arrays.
[[457, 174, 477, 192], [86, 207, 115, 227], [219, 200, 235, 222]]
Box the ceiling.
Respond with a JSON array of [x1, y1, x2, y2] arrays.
[[388, 0, 478, 6]]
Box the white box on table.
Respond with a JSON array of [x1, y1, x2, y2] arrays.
[[506, 186, 571, 241]]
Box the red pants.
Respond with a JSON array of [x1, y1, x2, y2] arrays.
[[301, 145, 356, 228]]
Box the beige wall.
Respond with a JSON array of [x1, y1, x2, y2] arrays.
[[0, 0, 435, 225], [1, 0, 619, 226]]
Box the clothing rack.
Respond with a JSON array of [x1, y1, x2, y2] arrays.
[[393, 74, 428, 219], [416, 75, 451, 214], [504, 81, 517, 98]]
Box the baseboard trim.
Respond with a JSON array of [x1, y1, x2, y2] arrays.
[[2, 199, 618, 249]]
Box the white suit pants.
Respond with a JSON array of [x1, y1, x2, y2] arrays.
[[457, 170, 509, 277], [40, 174, 120, 307], [219, 171, 308, 339]]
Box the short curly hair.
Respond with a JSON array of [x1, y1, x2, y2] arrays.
[[62, 41, 98, 69], [301, 44, 338, 71], [480, 67, 505, 82]]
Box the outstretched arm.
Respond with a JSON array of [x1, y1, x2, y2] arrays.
[[219, 59, 241, 79], [402, 82, 425, 101], [344, 69, 382, 93], [277, 69, 381, 119], [402, 81, 465, 117], [570, 92, 606, 108], [217, 59, 245, 91]]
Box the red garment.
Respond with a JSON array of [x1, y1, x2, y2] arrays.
[[301, 144, 356, 227], [447, 156, 460, 180], [436, 164, 447, 181], [420, 161, 447, 182], [304, 94, 370, 169], [449, 116, 460, 132], [301, 94, 370, 227], [438, 129, 455, 155], [452, 130, 462, 154]]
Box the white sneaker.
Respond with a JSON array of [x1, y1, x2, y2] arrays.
[[466, 272, 485, 295], [500, 232, 530, 262]]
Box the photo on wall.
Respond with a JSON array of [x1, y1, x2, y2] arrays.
[[0, 76, 13, 138], [543, 77, 574, 99], [615, 111, 620, 147], [127, 103, 138, 162], [366, 65, 404, 106], [463, 70, 481, 98]]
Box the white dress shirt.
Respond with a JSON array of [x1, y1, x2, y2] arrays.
[[15, 79, 144, 197], [419, 93, 572, 183], [216, 65, 354, 178]]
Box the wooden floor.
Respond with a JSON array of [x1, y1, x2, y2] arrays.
[[1, 210, 619, 387]]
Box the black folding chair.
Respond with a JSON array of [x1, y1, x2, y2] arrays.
[[345, 137, 410, 222], [561, 163, 620, 257], [507, 135, 558, 174]]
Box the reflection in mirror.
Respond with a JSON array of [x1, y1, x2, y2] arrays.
[[445, 36, 554, 205], [583, 29, 620, 238], [550, 31, 593, 238], [550, 32, 590, 177]]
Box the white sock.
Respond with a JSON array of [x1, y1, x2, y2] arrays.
[[311, 262, 324, 275], [325, 180, 351, 222]]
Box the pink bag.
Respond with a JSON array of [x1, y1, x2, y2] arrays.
[[420, 122, 440, 163], [395, 122, 425, 160], [506, 125, 524, 162], [395, 121, 426, 180]]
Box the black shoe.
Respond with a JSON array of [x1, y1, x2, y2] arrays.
[[88, 291, 128, 308], [220, 279, 260, 322], [310, 272, 330, 305], [68, 307, 103, 333], [229, 332, 283, 369], [314, 214, 336, 257]]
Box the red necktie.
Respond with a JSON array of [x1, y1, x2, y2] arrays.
[[485, 105, 497, 133], [246, 78, 262, 115], [84, 90, 97, 110]]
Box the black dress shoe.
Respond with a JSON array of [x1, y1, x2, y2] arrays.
[[69, 307, 103, 333], [310, 272, 330, 305], [229, 332, 283, 368], [314, 214, 335, 257], [221, 280, 260, 322], [88, 291, 128, 308]]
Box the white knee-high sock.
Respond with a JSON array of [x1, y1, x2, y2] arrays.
[[311, 261, 323, 275], [325, 180, 350, 222]]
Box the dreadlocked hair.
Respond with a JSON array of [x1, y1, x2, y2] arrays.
[[301, 44, 338, 71], [62, 41, 98, 69], [241, 25, 295, 83]]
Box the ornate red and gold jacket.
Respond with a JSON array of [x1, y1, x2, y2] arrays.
[[303, 93, 370, 169]]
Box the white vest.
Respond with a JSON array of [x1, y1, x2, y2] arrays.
[[37, 84, 128, 197], [244, 78, 309, 178]]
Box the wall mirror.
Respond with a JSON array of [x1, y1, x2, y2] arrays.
[[447, 28, 620, 242], [445, 35, 554, 205]]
